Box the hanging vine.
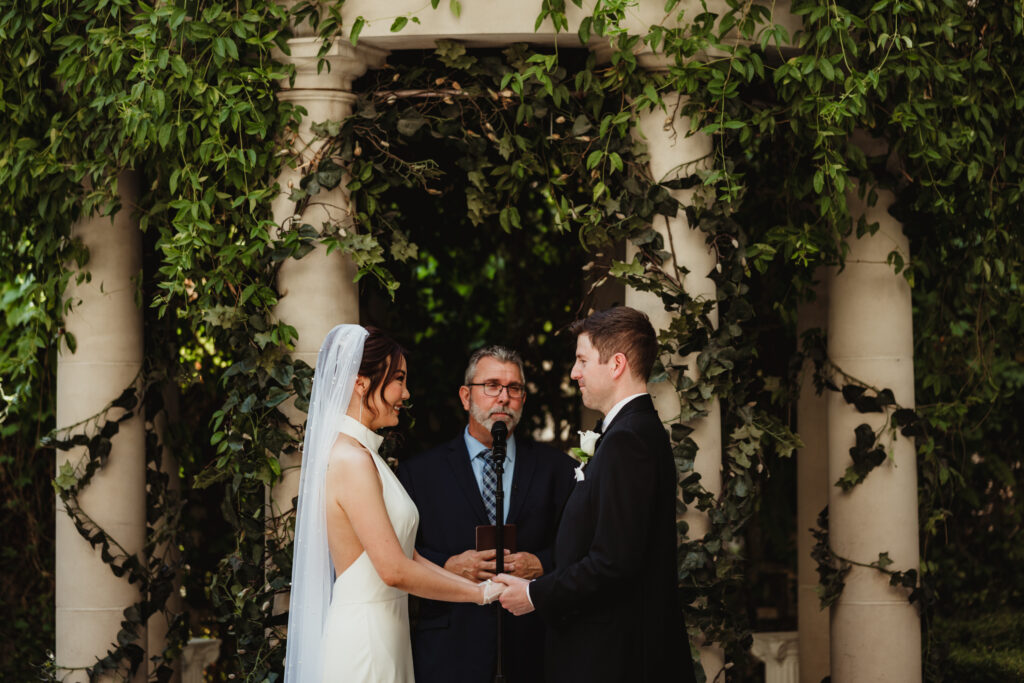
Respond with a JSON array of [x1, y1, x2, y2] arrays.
[[43, 382, 189, 681]]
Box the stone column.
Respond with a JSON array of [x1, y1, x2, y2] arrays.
[[796, 278, 830, 683], [268, 36, 386, 531], [626, 89, 724, 681], [827, 186, 920, 682], [55, 171, 146, 682]]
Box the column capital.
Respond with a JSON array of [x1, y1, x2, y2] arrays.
[[277, 37, 388, 92]]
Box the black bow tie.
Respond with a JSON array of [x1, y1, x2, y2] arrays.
[[593, 419, 604, 434]]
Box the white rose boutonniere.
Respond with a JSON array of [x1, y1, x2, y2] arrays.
[[570, 429, 601, 465], [578, 429, 600, 456]]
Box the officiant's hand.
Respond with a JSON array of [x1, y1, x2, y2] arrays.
[[494, 573, 535, 616], [445, 548, 511, 581], [506, 551, 543, 580]]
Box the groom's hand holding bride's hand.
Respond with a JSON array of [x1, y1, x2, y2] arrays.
[[478, 579, 506, 605], [494, 574, 535, 616]]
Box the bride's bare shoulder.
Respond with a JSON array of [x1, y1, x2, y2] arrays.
[[326, 435, 380, 497], [328, 434, 375, 473]]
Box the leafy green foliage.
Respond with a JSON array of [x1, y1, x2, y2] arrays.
[[1, 0, 300, 678], [43, 385, 188, 680], [2, 0, 1024, 680], [0, 276, 58, 679], [809, 507, 850, 609], [930, 611, 1024, 682]]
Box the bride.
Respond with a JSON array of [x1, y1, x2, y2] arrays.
[[284, 325, 504, 682]]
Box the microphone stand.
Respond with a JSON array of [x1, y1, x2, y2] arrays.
[[490, 421, 508, 683]]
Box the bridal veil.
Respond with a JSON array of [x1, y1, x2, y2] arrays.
[[283, 324, 368, 683]]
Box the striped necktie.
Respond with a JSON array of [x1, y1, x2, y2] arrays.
[[479, 449, 499, 524]]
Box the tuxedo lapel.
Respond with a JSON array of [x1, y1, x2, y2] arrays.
[[506, 439, 536, 523], [600, 394, 655, 436], [587, 395, 655, 466], [444, 438, 490, 525]]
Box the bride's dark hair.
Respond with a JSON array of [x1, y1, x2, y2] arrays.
[[358, 326, 408, 417]]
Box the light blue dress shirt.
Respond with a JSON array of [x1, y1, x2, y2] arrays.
[[464, 427, 516, 524]]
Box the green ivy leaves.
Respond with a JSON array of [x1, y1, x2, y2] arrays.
[[3, 0, 1022, 679]]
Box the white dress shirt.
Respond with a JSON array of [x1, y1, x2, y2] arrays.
[[599, 393, 649, 432]]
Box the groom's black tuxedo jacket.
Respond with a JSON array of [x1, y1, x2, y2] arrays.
[[530, 395, 697, 683], [397, 433, 576, 683]]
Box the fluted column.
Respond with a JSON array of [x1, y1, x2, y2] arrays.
[[55, 171, 146, 682], [626, 89, 724, 681], [827, 185, 920, 682], [796, 277, 830, 683], [268, 37, 386, 533]]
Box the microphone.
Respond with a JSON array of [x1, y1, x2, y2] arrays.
[[490, 420, 508, 459], [489, 417, 510, 682]]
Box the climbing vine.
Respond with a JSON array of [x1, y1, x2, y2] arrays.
[[2, 0, 1024, 681], [1, 0, 302, 679], [44, 382, 189, 680]]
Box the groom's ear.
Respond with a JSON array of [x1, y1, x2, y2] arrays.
[[609, 352, 629, 380], [459, 385, 472, 411]]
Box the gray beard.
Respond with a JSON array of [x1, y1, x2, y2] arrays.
[[469, 398, 521, 433]]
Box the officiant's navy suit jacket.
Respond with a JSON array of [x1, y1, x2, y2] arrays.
[[398, 433, 576, 683], [529, 394, 697, 683]]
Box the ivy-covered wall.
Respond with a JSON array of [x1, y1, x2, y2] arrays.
[[1, 0, 1023, 680]]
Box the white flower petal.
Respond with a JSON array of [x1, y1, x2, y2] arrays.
[[578, 429, 600, 455]]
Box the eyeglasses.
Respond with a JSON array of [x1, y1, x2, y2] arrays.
[[466, 382, 526, 399]]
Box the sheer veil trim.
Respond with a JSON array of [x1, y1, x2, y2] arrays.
[[283, 324, 368, 683]]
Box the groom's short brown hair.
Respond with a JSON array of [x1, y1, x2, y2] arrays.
[[570, 306, 657, 381]]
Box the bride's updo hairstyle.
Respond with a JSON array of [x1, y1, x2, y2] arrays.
[[357, 326, 408, 418]]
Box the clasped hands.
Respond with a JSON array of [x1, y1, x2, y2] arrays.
[[448, 549, 538, 613], [477, 573, 533, 614]]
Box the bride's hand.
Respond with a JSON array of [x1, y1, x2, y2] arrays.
[[477, 579, 506, 605]]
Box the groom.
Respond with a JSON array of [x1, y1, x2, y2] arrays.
[[497, 307, 696, 683]]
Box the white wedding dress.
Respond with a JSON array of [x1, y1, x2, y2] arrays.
[[321, 416, 419, 682]]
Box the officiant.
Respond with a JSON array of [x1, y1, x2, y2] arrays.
[[398, 345, 576, 683]]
